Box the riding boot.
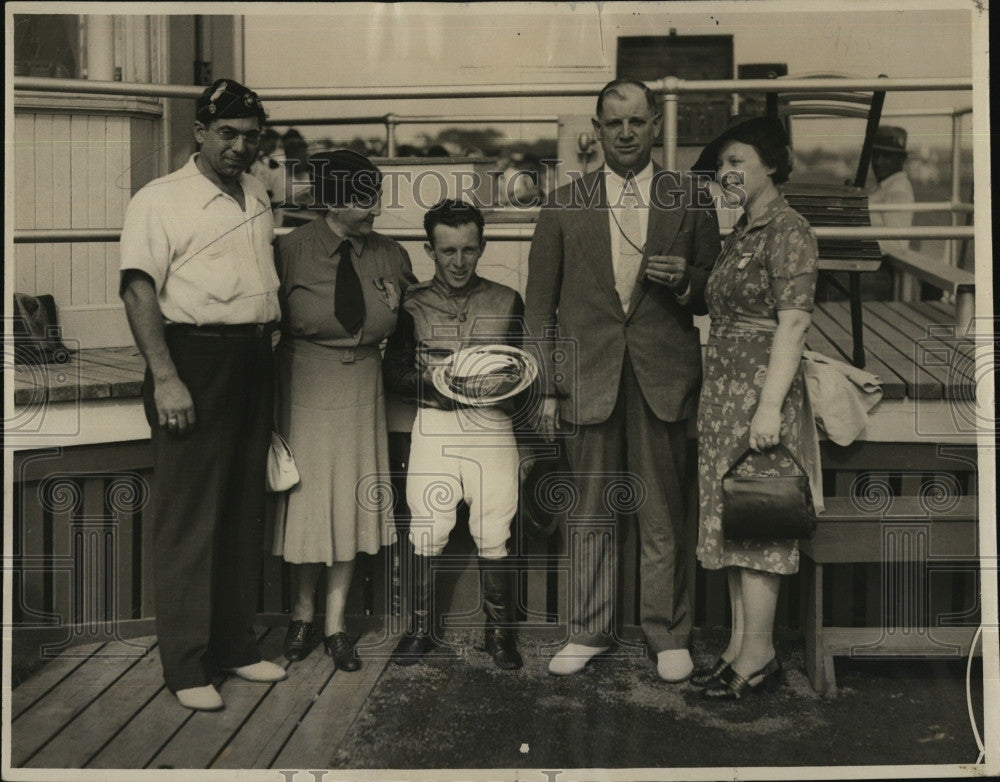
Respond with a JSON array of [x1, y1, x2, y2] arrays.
[[480, 557, 523, 670], [392, 553, 434, 665]]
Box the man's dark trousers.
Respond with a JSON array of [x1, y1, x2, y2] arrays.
[[144, 327, 274, 692]]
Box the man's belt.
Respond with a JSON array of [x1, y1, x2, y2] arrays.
[[167, 322, 278, 339]]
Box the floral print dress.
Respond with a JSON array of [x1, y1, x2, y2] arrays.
[[696, 195, 818, 575]]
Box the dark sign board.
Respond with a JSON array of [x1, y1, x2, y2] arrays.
[[616, 34, 733, 145]]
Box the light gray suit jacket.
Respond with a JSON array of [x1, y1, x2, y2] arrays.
[[524, 166, 720, 425]]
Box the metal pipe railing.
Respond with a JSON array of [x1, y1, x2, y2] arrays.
[[949, 111, 966, 265], [266, 113, 562, 155], [14, 74, 975, 247], [869, 202, 974, 213], [269, 115, 559, 126], [14, 75, 973, 101], [882, 107, 973, 118], [12, 225, 976, 244], [16, 76, 973, 174]]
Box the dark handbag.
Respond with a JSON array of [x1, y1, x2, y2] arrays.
[[13, 292, 73, 365], [721, 443, 817, 540]]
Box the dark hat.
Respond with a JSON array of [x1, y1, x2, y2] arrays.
[[872, 125, 908, 156], [519, 450, 573, 538], [691, 115, 791, 181], [195, 78, 266, 125], [309, 149, 382, 207]]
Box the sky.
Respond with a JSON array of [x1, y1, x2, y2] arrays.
[[241, 1, 980, 151]]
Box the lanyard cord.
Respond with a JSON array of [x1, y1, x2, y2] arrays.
[[609, 204, 645, 256]]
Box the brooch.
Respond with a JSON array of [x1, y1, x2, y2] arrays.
[[373, 277, 400, 311]]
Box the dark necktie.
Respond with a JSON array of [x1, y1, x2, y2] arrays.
[[334, 240, 365, 335]]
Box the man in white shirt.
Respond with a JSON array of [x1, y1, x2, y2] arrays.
[[120, 78, 286, 712], [525, 79, 720, 681], [868, 125, 915, 260]]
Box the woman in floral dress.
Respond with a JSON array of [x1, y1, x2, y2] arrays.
[[690, 117, 818, 700]]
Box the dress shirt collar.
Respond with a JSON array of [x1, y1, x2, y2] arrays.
[[603, 161, 655, 205], [186, 154, 269, 212], [319, 213, 367, 257]]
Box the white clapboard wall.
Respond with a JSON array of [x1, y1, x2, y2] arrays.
[[13, 101, 161, 347]]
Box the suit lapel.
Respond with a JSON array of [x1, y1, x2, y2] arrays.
[[626, 165, 684, 318], [573, 173, 616, 296]]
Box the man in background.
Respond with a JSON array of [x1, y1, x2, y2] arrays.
[[868, 125, 915, 261], [249, 126, 285, 213], [276, 129, 318, 227]]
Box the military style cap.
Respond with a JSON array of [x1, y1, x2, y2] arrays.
[[196, 78, 267, 124]]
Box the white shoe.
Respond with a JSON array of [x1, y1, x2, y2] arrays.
[[225, 660, 287, 682], [656, 648, 694, 682], [175, 685, 223, 711], [547, 643, 610, 676]]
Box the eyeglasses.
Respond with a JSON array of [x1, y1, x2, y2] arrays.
[[209, 126, 262, 145]]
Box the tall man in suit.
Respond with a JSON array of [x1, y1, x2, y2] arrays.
[[524, 78, 720, 680]]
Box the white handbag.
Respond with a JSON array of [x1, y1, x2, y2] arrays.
[[266, 431, 300, 492]]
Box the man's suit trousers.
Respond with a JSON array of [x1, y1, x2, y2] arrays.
[[143, 327, 274, 692], [562, 349, 692, 653]]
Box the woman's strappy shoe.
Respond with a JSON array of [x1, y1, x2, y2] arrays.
[[690, 657, 733, 688], [703, 657, 783, 701]]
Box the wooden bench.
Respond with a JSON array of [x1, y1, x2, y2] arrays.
[[800, 301, 981, 696], [808, 300, 975, 403], [11, 346, 145, 406], [882, 247, 975, 333], [802, 442, 979, 696], [785, 181, 884, 369]]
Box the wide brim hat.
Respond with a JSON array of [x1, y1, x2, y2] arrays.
[[309, 149, 382, 207], [871, 125, 908, 156], [690, 115, 791, 181]]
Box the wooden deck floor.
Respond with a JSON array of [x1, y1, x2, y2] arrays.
[[807, 300, 973, 401], [9, 624, 986, 771], [9, 626, 393, 770]]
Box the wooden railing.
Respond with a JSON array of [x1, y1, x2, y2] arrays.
[[12, 442, 156, 654], [11, 434, 981, 668]]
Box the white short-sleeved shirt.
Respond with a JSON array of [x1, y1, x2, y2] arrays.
[[120, 155, 281, 325], [869, 169, 915, 258]]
